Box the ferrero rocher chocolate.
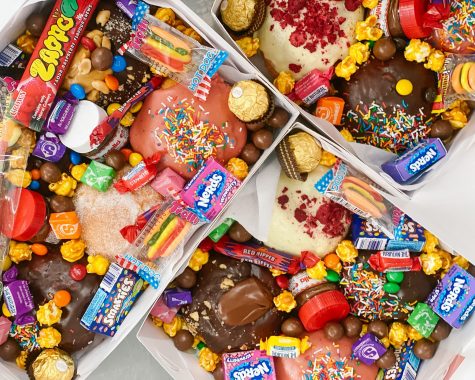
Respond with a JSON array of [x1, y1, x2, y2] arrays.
[[228, 80, 270, 122], [288, 132, 322, 173], [30, 348, 75, 380], [220, 0, 257, 32]]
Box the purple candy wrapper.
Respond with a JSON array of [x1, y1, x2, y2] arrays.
[[116, 0, 138, 18], [45, 94, 78, 135], [352, 333, 387, 365], [164, 288, 192, 308], [3, 266, 18, 284], [3, 280, 35, 317], [426, 264, 475, 328], [382, 138, 447, 184], [32, 132, 66, 162]]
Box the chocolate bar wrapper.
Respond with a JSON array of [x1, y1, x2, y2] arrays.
[[378, 341, 420, 380], [80, 263, 144, 337]]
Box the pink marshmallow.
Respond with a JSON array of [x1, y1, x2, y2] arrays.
[[150, 168, 186, 198], [0, 316, 12, 345], [149, 296, 178, 324]]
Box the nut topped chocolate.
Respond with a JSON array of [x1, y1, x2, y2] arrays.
[[182, 252, 284, 354]]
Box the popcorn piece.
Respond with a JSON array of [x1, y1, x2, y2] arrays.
[[424, 49, 445, 72], [189, 248, 209, 271], [355, 16, 383, 41], [335, 57, 358, 81], [60, 240, 86, 263], [380, 337, 390, 348], [349, 42, 370, 65], [151, 316, 163, 328], [182, 28, 203, 43], [320, 151, 337, 167], [49, 173, 77, 197], [5, 169, 32, 188], [199, 347, 220, 372], [452, 255, 470, 270], [404, 39, 431, 63], [442, 100, 470, 129], [270, 269, 285, 277], [86, 255, 110, 275], [273, 290, 297, 313], [273, 71, 295, 95], [154, 8, 176, 25], [17, 32, 36, 54], [336, 240, 358, 263], [423, 230, 439, 253], [37, 300, 62, 326], [226, 158, 249, 181], [388, 322, 408, 348], [8, 241, 32, 264], [71, 163, 88, 181], [163, 316, 182, 337], [363, 0, 378, 8], [16, 350, 27, 369], [306, 261, 327, 281], [10, 148, 29, 169], [340, 129, 354, 142], [37, 327, 62, 348], [236, 37, 260, 58], [438, 250, 452, 270], [420, 251, 442, 275]]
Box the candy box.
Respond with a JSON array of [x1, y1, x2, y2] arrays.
[[222, 350, 277, 380], [377, 341, 421, 380], [426, 265, 475, 329]]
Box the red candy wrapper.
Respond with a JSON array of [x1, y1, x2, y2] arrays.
[[423, 0, 451, 28], [114, 160, 159, 193], [294, 68, 333, 106], [368, 249, 422, 272], [120, 203, 163, 243], [213, 236, 300, 274], [8, 0, 99, 131]]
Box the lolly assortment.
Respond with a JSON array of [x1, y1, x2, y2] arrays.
[[0, 1, 292, 379], [150, 131, 475, 380]]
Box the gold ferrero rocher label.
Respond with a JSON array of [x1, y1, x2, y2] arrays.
[[228, 80, 269, 122], [288, 132, 322, 173], [220, 0, 257, 32], [31, 348, 75, 380]]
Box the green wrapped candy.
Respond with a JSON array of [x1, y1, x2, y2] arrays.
[[80, 160, 116, 192], [208, 218, 235, 243], [408, 302, 439, 338]]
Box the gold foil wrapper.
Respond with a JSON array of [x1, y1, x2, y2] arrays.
[[228, 80, 270, 122], [220, 0, 257, 32], [288, 132, 322, 173], [31, 349, 75, 380]]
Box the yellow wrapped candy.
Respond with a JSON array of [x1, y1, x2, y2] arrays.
[[355, 16, 383, 41], [163, 316, 182, 337], [424, 49, 445, 72], [452, 255, 470, 270], [407, 326, 423, 341], [38, 327, 62, 348], [404, 39, 431, 63], [49, 173, 77, 197], [37, 300, 62, 326], [236, 36, 260, 58], [16, 350, 27, 370], [60, 239, 86, 263], [71, 163, 88, 181], [320, 151, 337, 167], [273, 71, 295, 95], [269, 269, 285, 277], [273, 290, 297, 313], [87, 255, 110, 275], [336, 240, 358, 263], [388, 322, 408, 348], [155, 8, 176, 25], [226, 157, 249, 181], [363, 0, 378, 8], [5, 169, 31, 188], [306, 261, 327, 281], [8, 241, 32, 264], [336, 56, 358, 81], [188, 248, 209, 271], [340, 129, 354, 142], [151, 316, 163, 328], [199, 347, 219, 372], [442, 100, 470, 129], [349, 42, 370, 65], [420, 251, 442, 275]]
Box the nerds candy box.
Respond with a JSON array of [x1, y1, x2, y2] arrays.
[[181, 157, 240, 221], [81, 263, 144, 336], [426, 264, 475, 328], [223, 350, 277, 380]]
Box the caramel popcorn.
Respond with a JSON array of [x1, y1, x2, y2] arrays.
[[189, 248, 209, 271], [37, 300, 63, 326], [388, 322, 408, 348], [182, 28, 203, 43], [86, 255, 110, 275], [60, 240, 86, 263], [320, 151, 337, 167], [335, 56, 358, 81], [363, 0, 378, 8], [8, 241, 32, 264], [424, 49, 445, 72], [10, 148, 29, 169], [155, 8, 176, 25], [49, 173, 77, 197], [163, 316, 182, 337], [273, 71, 295, 95], [360, 324, 368, 336], [442, 100, 470, 129], [300, 336, 311, 354], [16, 350, 27, 369], [336, 240, 358, 263], [348, 42, 370, 65], [71, 163, 88, 181], [438, 250, 452, 270], [17, 32, 36, 54], [407, 326, 423, 341], [404, 39, 432, 63], [423, 230, 439, 253], [5, 169, 32, 188], [306, 261, 327, 281], [420, 251, 443, 275], [340, 129, 354, 142], [380, 337, 391, 348], [151, 316, 163, 328], [273, 290, 297, 313], [236, 36, 260, 58], [355, 16, 383, 41], [226, 157, 249, 181], [452, 255, 470, 270], [38, 327, 62, 348], [17, 128, 36, 150], [199, 347, 220, 372]]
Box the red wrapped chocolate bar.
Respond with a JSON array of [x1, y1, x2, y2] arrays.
[[368, 249, 422, 272], [8, 0, 99, 131]]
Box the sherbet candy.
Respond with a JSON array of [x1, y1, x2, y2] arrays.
[[80, 160, 116, 192], [150, 167, 186, 197]]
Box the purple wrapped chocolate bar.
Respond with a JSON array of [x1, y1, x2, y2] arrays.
[[164, 288, 192, 308], [426, 264, 475, 328], [3, 280, 35, 318], [381, 139, 447, 184], [116, 0, 138, 18], [32, 132, 66, 162], [352, 333, 386, 365], [45, 94, 78, 135]]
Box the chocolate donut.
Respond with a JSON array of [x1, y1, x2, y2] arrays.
[[182, 253, 284, 354], [17, 248, 101, 353]]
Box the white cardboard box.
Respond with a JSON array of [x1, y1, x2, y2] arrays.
[[0, 0, 298, 378]]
